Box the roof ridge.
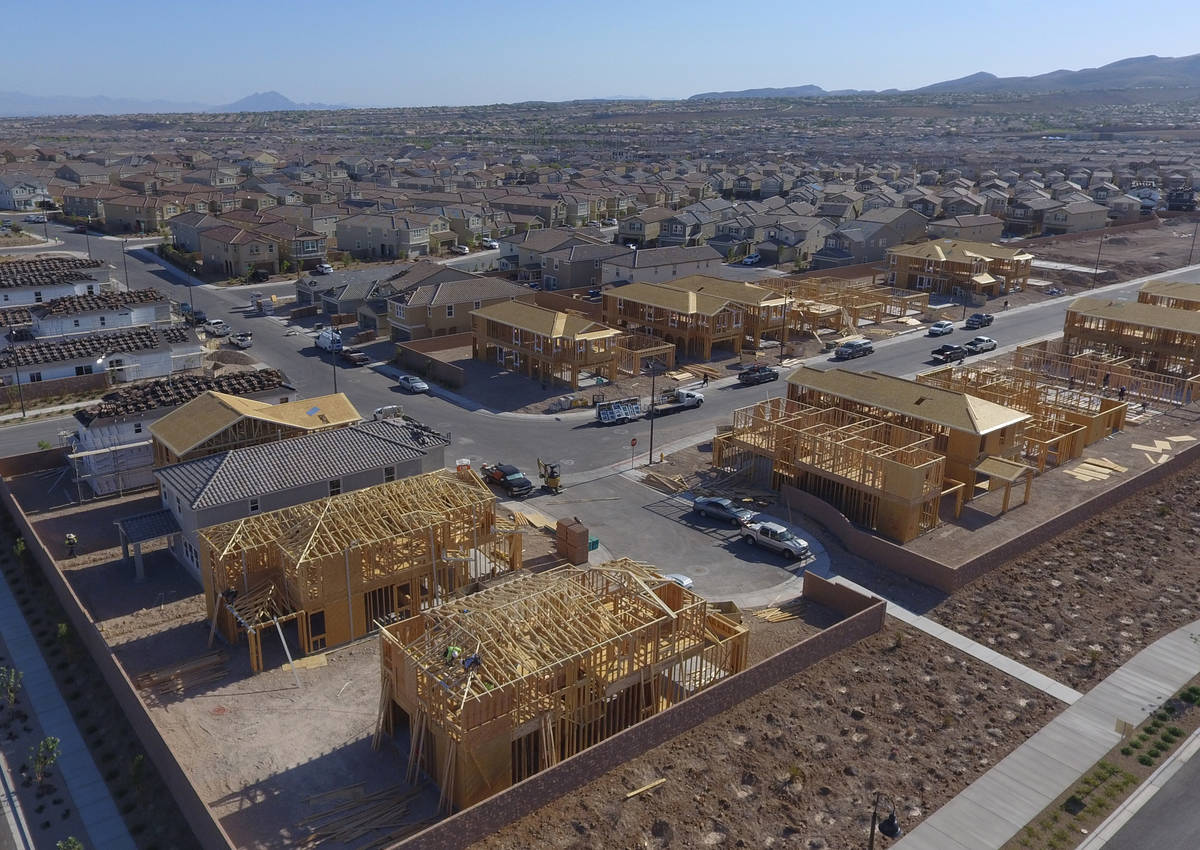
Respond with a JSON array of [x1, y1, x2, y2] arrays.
[[189, 452, 230, 510]]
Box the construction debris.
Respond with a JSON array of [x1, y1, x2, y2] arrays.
[[753, 598, 808, 623], [298, 782, 431, 849], [625, 778, 666, 799]]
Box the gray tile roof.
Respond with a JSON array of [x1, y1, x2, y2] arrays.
[[156, 419, 449, 510]]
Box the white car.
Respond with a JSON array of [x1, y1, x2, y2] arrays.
[[23, 214, 46, 223], [397, 374, 430, 393], [741, 253, 761, 266], [229, 331, 253, 349], [449, 245, 470, 255], [602, 218, 618, 226], [314, 263, 334, 275], [480, 238, 500, 249], [202, 319, 231, 336], [964, 335, 997, 353], [928, 320, 955, 336], [741, 521, 810, 560], [662, 573, 694, 589]]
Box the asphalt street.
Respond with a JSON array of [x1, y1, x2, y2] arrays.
[[1104, 749, 1200, 849]]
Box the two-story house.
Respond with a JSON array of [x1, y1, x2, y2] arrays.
[[251, 220, 327, 269], [103, 195, 182, 233], [389, 272, 527, 340], [198, 225, 277, 277], [61, 184, 124, 221], [32, 289, 172, 337], [539, 243, 632, 291], [601, 281, 743, 359], [886, 238, 1033, 298], [811, 207, 928, 269], [600, 245, 724, 285], [1041, 200, 1108, 235], [336, 211, 451, 259], [471, 300, 622, 389], [0, 174, 50, 211], [617, 206, 675, 248]]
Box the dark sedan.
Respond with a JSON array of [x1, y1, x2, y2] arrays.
[[693, 496, 757, 526]]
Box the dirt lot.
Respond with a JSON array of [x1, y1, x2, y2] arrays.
[[930, 457, 1200, 691], [472, 619, 1059, 850], [1027, 218, 1200, 288]]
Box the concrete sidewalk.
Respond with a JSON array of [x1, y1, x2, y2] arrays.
[[0, 572, 135, 850], [895, 618, 1200, 850]]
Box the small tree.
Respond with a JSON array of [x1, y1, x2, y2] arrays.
[[57, 838, 84, 850], [30, 736, 60, 783], [11, 537, 27, 564], [0, 667, 22, 714]]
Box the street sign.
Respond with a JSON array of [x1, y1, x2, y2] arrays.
[[630, 438, 638, 447]]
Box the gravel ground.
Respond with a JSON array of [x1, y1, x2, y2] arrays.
[[471, 620, 1059, 850], [930, 457, 1200, 691]]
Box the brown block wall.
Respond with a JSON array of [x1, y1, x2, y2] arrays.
[[0, 455, 236, 850]]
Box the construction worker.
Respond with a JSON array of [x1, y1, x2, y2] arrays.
[[444, 645, 462, 665], [64, 533, 78, 558]]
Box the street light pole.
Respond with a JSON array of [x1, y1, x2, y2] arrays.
[[330, 346, 339, 395], [121, 238, 130, 289], [84, 216, 92, 260], [1092, 234, 1106, 289], [1189, 221, 1199, 267], [646, 359, 661, 465], [10, 361, 25, 418], [867, 792, 903, 850]]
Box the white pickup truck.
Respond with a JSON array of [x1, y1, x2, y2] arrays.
[[741, 521, 810, 560], [229, 331, 253, 349], [202, 319, 231, 337]]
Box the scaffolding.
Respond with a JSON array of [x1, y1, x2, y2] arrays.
[[377, 560, 748, 812], [198, 468, 520, 670], [713, 397, 949, 542]]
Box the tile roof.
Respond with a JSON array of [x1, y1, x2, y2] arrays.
[[156, 418, 449, 511], [402, 277, 527, 309], [36, 288, 165, 317], [605, 245, 723, 269]]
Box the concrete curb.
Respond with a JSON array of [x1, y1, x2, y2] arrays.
[[1076, 725, 1200, 849]]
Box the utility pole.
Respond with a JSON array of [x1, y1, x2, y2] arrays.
[[1189, 221, 1199, 266], [1092, 234, 1106, 289], [121, 239, 131, 289]]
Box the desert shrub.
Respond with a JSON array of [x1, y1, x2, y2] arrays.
[[1169, 726, 1184, 737], [1139, 754, 1155, 766], [1121, 746, 1133, 756]]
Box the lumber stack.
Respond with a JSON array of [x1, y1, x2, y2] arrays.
[[134, 650, 229, 698], [641, 469, 686, 494], [299, 782, 434, 849], [753, 599, 807, 623]]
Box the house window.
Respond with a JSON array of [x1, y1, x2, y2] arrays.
[[445, 304, 454, 318], [73, 319, 80, 327], [34, 291, 42, 303], [99, 316, 106, 327], [75, 364, 94, 376], [329, 479, 342, 496], [383, 466, 395, 483], [249, 497, 260, 513], [133, 423, 142, 434], [473, 300, 481, 309], [27, 372, 41, 382]]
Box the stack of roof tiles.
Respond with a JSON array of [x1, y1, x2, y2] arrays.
[[0, 257, 104, 289], [0, 326, 191, 368], [75, 368, 287, 424], [39, 288, 164, 316]]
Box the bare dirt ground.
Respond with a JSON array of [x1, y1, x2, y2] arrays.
[[472, 619, 1059, 850], [1027, 218, 1200, 289], [930, 457, 1200, 692]]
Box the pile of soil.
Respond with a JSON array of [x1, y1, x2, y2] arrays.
[[473, 621, 1057, 850], [931, 459, 1200, 691]]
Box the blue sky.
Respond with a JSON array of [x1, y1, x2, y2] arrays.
[[8, 0, 1200, 106]]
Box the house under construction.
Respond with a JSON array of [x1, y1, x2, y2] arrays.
[[760, 276, 930, 338], [376, 560, 748, 812], [197, 467, 520, 671]]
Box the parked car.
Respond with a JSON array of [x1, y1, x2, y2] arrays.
[[741, 253, 761, 266], [928, 320, 955, 336], [834, 339, 874, 359], [229, 331, 253, 349], [188, 309, 208, 326], [338, 348, 371, 366], [315, 328, 343, 352], [964, 336, 997, 354], [480, 238, 500, 249], [602, 218, 618, 226], [585, 220, 601, 227], [741, 521, 810, 560], [202, 318, 231, 336], [23, 214, 46, 223], [249, 268, 270, 282], [314, 262, 334, 275], [397, 374, 429, 393], [662, 573, 694, 589], [965, 312, 994, 329], [449, 244, 470, 255], [72, 224, 89, 233], [693, 496, 757, 527], [930, 344, 968, 363], [372, 405, 403, 420], [479, 462, 533, 498], [737, 364, 780, 385]]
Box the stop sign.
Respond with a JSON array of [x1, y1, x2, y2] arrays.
[[630, 438, 638, 447]]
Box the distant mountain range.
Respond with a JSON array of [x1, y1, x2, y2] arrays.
[[689, 53, 1200, 99], [0, 89, 342, 117]]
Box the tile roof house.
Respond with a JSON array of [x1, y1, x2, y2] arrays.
[[600, 245, 724, 285], [155, 417, 450, 579], [197, 225, 278, 277], [389, 274, 527, 340]]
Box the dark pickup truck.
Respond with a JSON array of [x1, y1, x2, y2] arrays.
[[965, 312, 994, 329], [479, 463, 534, 498], [931, 344, 968, 363], [738, 365, 780, 385], [338, 348, 371, 366]]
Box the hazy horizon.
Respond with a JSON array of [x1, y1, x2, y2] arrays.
[[7, 0, 1200, 108]]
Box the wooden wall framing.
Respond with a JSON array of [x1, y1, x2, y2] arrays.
[[376, 561, 748, 812], [197, 468, 519, 670]]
